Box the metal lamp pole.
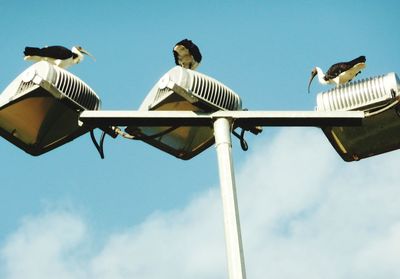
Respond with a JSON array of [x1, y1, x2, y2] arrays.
[[78, 110, 364, 279], [213, 117, 247, 279]]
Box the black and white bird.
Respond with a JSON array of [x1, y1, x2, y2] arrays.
[[173, 39, 202, 70], [24, 45, 95, 69], [308, 55, 366, 93]]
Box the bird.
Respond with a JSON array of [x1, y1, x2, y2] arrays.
[[308, 55, 366, 93], [173, 39, 202, 70], [23, 45, 95, 69]]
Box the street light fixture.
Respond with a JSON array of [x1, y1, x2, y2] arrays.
[[0, 61, 101, 155], [124, 66, 242, 160], [317, 72, 400, 161]]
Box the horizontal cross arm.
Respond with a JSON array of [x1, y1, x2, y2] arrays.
[[79, 110, 364, 128]]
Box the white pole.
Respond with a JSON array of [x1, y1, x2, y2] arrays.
[[213, 117, 247, 279]]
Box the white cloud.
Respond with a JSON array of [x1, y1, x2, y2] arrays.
[[90, 190, 226, 279], [0, 211, 89, 279], [2, 128, 400, 279], [238, 128, 400, 279]]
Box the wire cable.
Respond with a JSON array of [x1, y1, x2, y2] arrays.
[[90, 129, 106, 159], [114, 126, 180, 141], [232, 128, 249, 151]]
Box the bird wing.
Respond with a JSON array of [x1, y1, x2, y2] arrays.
[[337, 62, 366, 84], [24, 47, 41, 56], [187, 42, 202, 63], [325, 63, 351, 80], [24, 46, 72, 60], [324, 56, 366, 81]]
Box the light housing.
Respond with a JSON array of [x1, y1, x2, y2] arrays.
[[317, 72, 400, 161], [0, 61, 101, 155], [125, 66, 242, 160]]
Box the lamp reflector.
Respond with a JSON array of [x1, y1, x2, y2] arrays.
[[126, 66, 242, 160], [0, 61, 101, 155], [316, 72, 400, 161]]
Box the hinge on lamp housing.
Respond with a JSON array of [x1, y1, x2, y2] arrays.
[[161, 80, 199, 104], [39, 78, 87, 112], [169, 83, 199, 104], [25, 72, 67, 102]]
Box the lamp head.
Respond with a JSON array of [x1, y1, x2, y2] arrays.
[[0, 61, 101, 155]]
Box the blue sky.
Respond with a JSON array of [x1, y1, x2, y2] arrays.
[[1, 1, 400, 278]]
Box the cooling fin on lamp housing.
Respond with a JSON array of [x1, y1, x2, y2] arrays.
[[316, 72, 400, 162], [0, 61, 101, 155], [126, 66, 243, 160]]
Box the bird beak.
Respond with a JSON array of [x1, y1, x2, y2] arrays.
[[308, 68, 317, 94], [80, 48, 96, 61]]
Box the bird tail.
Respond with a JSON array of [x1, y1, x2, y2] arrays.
[[350, 55, 366, 65], [24, 47, 41, 56]]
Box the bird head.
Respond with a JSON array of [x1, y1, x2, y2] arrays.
[[308, 67, 318, 94], [72, 46, 96, 63]]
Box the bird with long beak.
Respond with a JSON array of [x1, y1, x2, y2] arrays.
[[308, 55, 366, 93], [24, 45, 95, 69], [173, 39, 202, 70]]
